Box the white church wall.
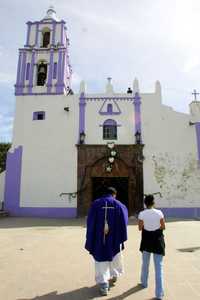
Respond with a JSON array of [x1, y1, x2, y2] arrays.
[[85, 94, 135, 145], [142, 93, 200, 208], [14, 94, 78, 208], [190, 101, 200, 122], [0, 172, 5, 209]]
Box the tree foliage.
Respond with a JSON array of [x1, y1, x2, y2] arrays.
[[0, 143, 11, 173]]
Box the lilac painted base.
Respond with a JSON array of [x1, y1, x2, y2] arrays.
[[4, 146, 77, 218], [159, 207, 200, 219], [8, 207, 77, 218]]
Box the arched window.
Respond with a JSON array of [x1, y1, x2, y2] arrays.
[[103, 119, 117, 140], [42, 28, 50, 48], [37, 61, 47, 86]]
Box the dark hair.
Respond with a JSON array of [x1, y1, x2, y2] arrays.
[[144, 194, 155, 207], [105, 186, 117, 195]]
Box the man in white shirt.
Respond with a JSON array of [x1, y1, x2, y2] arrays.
[[138, 194, 165, 300]]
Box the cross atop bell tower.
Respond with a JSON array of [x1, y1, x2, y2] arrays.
[[15, 7, 72, 96]]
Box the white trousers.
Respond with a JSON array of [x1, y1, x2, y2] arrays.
[[95, 252, 124, 284]]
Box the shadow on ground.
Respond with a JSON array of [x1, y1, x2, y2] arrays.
[[17, 286, 98, 300], [177, 246, 200, 253], [17, 285, 147, 300]]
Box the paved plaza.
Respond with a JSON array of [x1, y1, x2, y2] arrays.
[[0, 217, 200, 300]]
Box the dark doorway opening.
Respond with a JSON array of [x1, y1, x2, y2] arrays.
[[92, 177, 129, 210]]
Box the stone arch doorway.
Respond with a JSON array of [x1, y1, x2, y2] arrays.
[[77, 144, 144, 216]]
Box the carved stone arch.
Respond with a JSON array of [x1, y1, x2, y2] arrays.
[[77, 144, 144, 217]]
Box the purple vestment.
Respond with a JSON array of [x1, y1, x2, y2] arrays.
[[85, 195, 128, 262]]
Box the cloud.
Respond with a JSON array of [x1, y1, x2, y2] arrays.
[[0, 0, 200, 135], [0, 72, 15, 84], [0, 113, 13, 142], [71, 72, 82, 87], [183, 57, 200, 73]]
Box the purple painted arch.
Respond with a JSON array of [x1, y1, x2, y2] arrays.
[[103, 119, 117, 126]]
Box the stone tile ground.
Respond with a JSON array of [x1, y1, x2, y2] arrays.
[[0, 218, 199, 300]]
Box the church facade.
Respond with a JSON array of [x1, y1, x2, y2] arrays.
[[1, 8, 200, 218]]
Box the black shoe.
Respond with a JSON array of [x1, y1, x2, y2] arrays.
[[109, 276, 117, 287]]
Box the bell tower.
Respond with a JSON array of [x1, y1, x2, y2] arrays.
[[15, 6, 72, 95]]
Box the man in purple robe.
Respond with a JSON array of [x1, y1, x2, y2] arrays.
[[85, 187, 128, 296]]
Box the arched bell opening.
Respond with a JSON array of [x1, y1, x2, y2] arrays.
[[41, 27, 51, 48], [36, 61, 47, 86]]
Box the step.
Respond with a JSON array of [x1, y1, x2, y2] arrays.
[[0, 211, 9, 217]]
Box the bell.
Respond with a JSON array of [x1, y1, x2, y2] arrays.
[[39, 66, 45, 73]]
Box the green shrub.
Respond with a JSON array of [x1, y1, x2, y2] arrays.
[[0, 143, 11, 173]]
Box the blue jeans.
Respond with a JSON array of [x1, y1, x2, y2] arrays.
[[141, 251, 164, 299]]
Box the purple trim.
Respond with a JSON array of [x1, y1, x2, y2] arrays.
[[35, 23, 39, 47], [26, 63, 30, 80], [47, 49, 54, 93], [33, 111, 45, 120], [16, 51, 22, 84], [15, 51, 27, 94], [15, 92, 66, 96], [21, 52, 27, 87], [56, 49, 64, 93], [195, 122, 200, 162], [103, 119, 117, 126], [28, 51, 36, 94], [107, 104, 112, 113], [4, 145, 76, 218], [79, 92, 86, 141], [53, 62, 57, 79], [133, 92, 142, 138], [159, 207, 200, 219], [61, 51, 66, 85], [52, 22, 56, 45], [60, 21, 65, 46], [86, 97, 134, 101], [99, 124, 121, 127], [8, 207, 77, 218], [15, 51, 23, 94], [99, 99, 122, 115], [4, 146, 23, 213], [65, 53, 69, 86], [25, 22, 31, 47], [26, 21, 65, 25], [19, 47, 62, 51]]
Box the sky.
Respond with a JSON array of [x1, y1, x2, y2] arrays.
[[1, 0, 200, 141]]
